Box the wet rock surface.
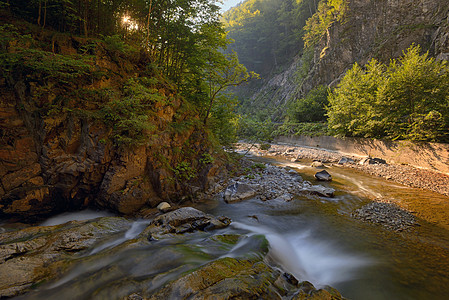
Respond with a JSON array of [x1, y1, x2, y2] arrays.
[[0, 217, 132, 297], [352, 201, 418, 232], [142, 207, 231, 238], [315, 170, 332, 181], [129, 255, 342, 300]]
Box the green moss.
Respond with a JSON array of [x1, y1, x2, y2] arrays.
[[210, 234, 241, 246]]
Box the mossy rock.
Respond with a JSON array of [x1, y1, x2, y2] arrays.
[[147, 257, 283, 299]]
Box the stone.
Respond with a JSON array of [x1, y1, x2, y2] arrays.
[[359, 157, 387, 165], [147, 257, 285, 300], [338, 157, 354, 164], [303, 185, 335, 198], [156, 202, 171, 212], [352, 201, 417, 231], [311, 161, 325, 168], [314, 170, 332, 181], [223, 182, 257, 203], [142, 207, 231, 238]]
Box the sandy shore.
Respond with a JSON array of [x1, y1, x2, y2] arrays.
[[235, 142, 449, 197]]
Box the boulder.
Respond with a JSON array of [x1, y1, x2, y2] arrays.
[[223, 183, 257, 203], [147, 257, 285, 300], [314, 170, 332, 181], [303, 185, 335, 198], [142, 207, 231, 238], [145, 255, 343, 300], [338, 157, 355, 164]]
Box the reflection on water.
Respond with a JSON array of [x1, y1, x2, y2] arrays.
[[14, 156, 449, 300]]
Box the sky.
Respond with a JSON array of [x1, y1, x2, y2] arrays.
[[221, 0, 242, 12]]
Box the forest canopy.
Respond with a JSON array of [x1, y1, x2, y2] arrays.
[[0, 0, 257, 146]]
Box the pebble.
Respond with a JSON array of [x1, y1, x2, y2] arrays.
[[352, 201, 418, 231]]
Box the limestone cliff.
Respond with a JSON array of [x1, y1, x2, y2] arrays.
[[302, 0, 449, 93], [249, 0, 449, 116], [0, 22, 220, 219]]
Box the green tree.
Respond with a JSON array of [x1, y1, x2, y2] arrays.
[[288, 84, 329, 123], [327, 45, 449, 142], [327, 59, 385, 137], [380, 45, 449, 141]]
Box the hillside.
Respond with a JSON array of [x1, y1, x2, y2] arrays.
[[0, 1, 244, 220], [227, 0, 449, 123]]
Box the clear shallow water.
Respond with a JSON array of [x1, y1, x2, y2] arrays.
[[11, 157, 449, 300]]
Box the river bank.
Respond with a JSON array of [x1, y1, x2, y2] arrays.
[[235, 142, 449, 197]]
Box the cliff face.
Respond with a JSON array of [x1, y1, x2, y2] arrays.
[[303, 0, 449, 93], [249, 0, 449, 114], [0, 25, 218, 219]]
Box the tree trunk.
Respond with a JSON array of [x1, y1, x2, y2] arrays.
[[38, 0, 42, 26], [42, 0, 47, 28]]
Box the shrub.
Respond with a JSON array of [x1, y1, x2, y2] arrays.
[[288, 85, 329, 123]]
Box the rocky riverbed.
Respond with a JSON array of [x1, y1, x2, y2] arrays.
[[0, 206, 343, 300], [235, 142, 449, 197], [232, 142, 449, 232]]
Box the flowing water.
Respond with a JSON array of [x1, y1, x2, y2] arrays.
[[9, 157, 449, 299]]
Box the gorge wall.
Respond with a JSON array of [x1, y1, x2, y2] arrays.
[[0, 23, 220, 220], [251, 0, 449, 111]]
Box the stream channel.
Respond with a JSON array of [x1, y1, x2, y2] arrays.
[[8, 155, 449, 300]]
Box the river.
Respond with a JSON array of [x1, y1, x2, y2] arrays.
[[8, 156, 449, 299]]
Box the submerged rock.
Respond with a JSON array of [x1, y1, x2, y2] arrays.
[[0, 217, 132, 298], [352, 201, 418, 231], [302, 184, 335, 198], [315, 170, 332, 181]]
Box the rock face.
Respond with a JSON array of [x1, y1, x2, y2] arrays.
[[0, 28, 219, 219], [246, 0, 449, 115], [303, 0, 449, 95]]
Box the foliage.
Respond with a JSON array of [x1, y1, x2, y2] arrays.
[[173, 161, 196, 181], [327, 45, 449, 142], [236, 115, 276, 142], [272, 122, 330, 137], [303, 0, 348, 48], [99, 77, 168, 147], [222, 0, 319, 77], [199, 153, 215, 165], [288, 85, 329, 123]]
